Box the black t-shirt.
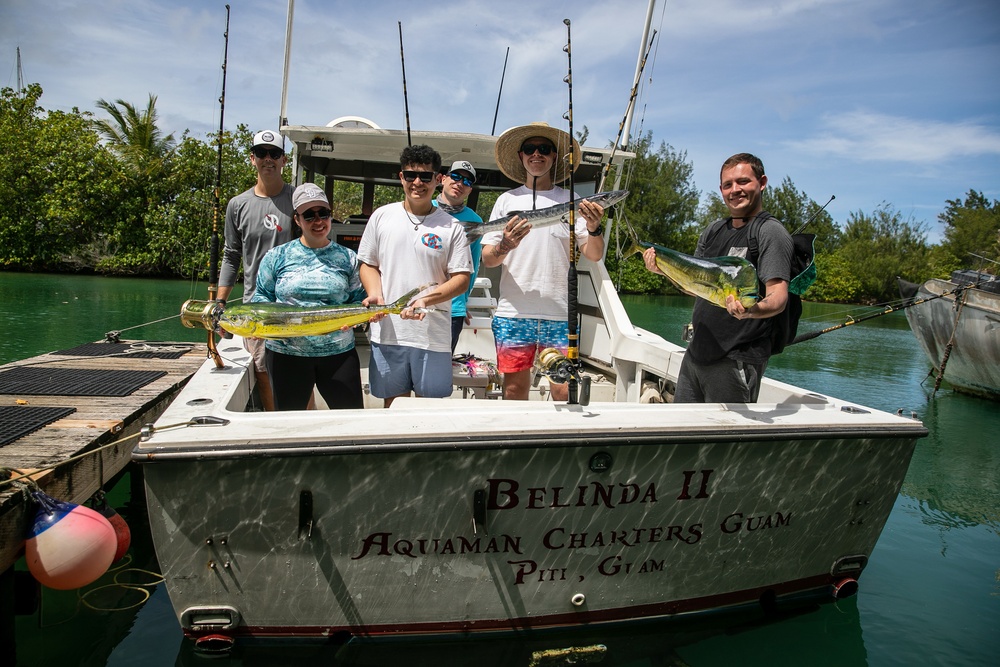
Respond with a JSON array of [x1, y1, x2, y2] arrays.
[[687, 220, 773, 364]]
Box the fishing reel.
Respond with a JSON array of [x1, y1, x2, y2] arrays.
[[537, 348, 591, 406], [180, 299, 227, 335]]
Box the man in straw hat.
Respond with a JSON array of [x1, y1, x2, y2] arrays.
[[482, 122, 607, 401]]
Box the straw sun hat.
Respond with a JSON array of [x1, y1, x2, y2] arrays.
[[494, 121, 581, 185]]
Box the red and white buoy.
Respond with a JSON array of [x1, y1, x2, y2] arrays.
[[24, 491, 117, 590]]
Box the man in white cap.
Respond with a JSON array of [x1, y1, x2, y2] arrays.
[[218, 129, 295, 410], [432, 160, 483, 351], [481, 122, 606, 401]]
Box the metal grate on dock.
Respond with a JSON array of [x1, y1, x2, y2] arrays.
[[0, 405, 77, 447], [0, 367, 167, 397]]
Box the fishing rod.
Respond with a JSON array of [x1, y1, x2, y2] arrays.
[[597, 30, 656, 194], [793, 194, 835, 235], [491, 47, 509, 135], [562, 18, 585, 406], [790, 278, 986, 345], [398, 22, 412, 147], [205, 4, 231, 369]]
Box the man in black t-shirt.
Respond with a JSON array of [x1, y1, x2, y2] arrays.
[[643, 153, 793, 402]]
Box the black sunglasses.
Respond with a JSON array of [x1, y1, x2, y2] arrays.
[[299, 207, 332, 222], [402, 170, 436, 183], [520, 143, 554, 156], [448, 172, 475, 188], [252, 146, 284, 160]]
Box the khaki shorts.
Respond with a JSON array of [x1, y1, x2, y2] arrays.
[[244, 337, 267, 373]]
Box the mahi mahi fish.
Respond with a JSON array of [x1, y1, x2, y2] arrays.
[[625, 231, 758, 309], [181, 287, 426, 339], [461, 190, 630, 240]]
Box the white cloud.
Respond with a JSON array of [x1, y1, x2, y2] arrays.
[[787, 110, 1000, 162]]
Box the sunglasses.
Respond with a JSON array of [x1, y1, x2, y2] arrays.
[[448, 172, 475, 188], [520, 143, 554, 156], [299, 207, 332, 222], [401, 170, 437, 183], [252, 146, 284, 160]]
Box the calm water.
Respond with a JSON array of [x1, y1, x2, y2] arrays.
[[4, 272, 998, 666]]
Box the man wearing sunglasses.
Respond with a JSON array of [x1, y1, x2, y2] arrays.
[[482, 122, 606, 402], [218, 129, 295, 411], [432, 160, 483, 352], [358, 145, 472, 408]]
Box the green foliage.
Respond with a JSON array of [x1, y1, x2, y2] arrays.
[[606, 134, 702, 294], [833, 203, 931, 303], [2, 86, 993, 310], [936, 190, 1000, 273], [0, 84, 119, 270]]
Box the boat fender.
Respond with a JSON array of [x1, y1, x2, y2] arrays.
[[831, 577, 859, 600], [193, 634, 235, 655], [25, 491, 116, 590]]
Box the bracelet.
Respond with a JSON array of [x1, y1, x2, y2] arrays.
[[588, 224, 604, 236]]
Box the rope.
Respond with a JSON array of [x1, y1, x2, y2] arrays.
[[932, 287, 969, 396]]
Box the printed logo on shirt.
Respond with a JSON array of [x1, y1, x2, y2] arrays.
[[263, 213, 283, 232], [421, 233, 443, 250], [727, 246, 748, 259]]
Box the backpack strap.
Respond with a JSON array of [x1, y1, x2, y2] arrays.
[[745, 211, 775, 269]]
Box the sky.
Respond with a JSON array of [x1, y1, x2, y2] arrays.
[[3, 0, 999, 243]]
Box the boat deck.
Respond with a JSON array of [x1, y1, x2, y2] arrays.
[[0, 340, 208, 572]]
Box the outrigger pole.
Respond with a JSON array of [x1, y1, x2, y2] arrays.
[[399, 22, 412, 147], [205, 4, 232, 369], [790, 278, 989, 346], [490, 47, 510, 136]]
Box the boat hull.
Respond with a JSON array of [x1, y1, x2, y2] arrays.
[[139, 398, 918, 640], [903, 276, 1000, 400]]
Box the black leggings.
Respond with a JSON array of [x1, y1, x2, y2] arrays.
[[264, 347, 364, 411]]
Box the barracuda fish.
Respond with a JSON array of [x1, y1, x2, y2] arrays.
[[625, 232, 758, 310], [180, 287, 427, 339], [462, 190, 629, 240]]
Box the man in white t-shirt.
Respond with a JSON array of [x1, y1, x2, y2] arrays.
[[481, 122, 606, 401], [358, 145, 472, 407]]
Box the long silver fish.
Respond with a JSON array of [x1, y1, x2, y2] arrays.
[[461, 190, 629, 240]]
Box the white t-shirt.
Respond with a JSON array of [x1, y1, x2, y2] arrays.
[[358, 202, 472, 353], [484, 185, 590, 320]]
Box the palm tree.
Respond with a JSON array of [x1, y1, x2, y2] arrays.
[[93, 94, 175, 177]]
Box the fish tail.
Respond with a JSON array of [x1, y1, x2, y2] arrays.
[[389, 286, 425, 309], [462, 219, 485, 240], [622, 225, 645, 258]]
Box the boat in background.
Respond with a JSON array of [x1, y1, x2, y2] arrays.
[[899, 270, 1000, 400]]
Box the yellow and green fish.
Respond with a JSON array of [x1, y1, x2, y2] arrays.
[[625, 232, 758, 309], [181, 287, 425, 339]]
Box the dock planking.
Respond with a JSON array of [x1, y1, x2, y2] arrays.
[[0, 340, 209, 573]]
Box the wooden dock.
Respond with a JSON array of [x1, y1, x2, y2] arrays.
[[0, 340, 208, 573]]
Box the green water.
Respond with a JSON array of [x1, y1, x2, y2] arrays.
[[4, 273, 998, 666]]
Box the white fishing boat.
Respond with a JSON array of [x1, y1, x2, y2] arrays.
[[133, 4, 926, 650], [900, 270, 1000, 400]]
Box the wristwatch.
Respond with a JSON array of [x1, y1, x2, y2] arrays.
[[588, 224, 604, 236]]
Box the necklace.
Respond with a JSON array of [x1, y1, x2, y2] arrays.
[[405, 206, 429, 231]]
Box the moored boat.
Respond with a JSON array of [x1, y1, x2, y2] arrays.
[[134, 117, 926, 645], [899, 270, 1000, 400]]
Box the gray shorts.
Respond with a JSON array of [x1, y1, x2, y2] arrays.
[[244, 337, 267, 373], [368, 343, 452, 399]]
